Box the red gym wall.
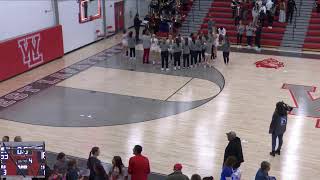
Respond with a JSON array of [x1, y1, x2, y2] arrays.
[[0, 26, 64, 82]]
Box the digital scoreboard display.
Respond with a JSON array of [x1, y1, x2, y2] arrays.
[[0, 142, 45, 178]]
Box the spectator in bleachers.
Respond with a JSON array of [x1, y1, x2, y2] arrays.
[[220, 156, 237, 180], [172, 37, 182, 70], [221, 36, 231, 65], [160, 38, 170, 71], [218, 27, 227, 40], [223, 131, 244, 169], [87, 147, 104, 180], [182, 37, 190, 68], [279, 0, 286, 23], [252, 3, 260, 26], [14, 136, 22, 142], [134, 14, 142, 41], [317, 0, 320, 12], [66, 159, 79, 180], [254, 161, 271, 180], [166, 163, 189, 180], [190, 174, 201, 180], [236, 20, 245, 48], [2, 136, 9, 142], [142, 29, 151, 64], [255, 23, 263, 51], [266, 0, 274, 28], [54, 152, 68, 178], [242, 0, 250, 22], [234, 3, 242, 26], [127, 31, 136, 60], [259, 5, 267, 27], [246, 22, 255, 48], [208, 19, 215, 34], [94, 162, 109, 180], [128, 145, 150, 180], [108, 156, 128, 180], [231, 0, 239, 18], [286, 0, 297, 23]]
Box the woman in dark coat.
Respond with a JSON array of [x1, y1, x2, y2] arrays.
[[269, 101, 293, 156], [223, 131, 244, 169]]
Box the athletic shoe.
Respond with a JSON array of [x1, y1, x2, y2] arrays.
[[166, 68, 170, 71], [174, 67, 177, 70], [161, 68, 164, 71], [153, 61, 155, 65], [178, 66, 181, 70]]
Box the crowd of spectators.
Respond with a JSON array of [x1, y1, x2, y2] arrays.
[[1, 135, 275, 180], [137, 0, 192, 36]]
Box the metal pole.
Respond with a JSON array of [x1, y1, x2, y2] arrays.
[[52, 0, 59, 25], [102, 0, 107, 36]]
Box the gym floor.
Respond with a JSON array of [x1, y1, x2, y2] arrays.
[[0, 34, 320, 180]]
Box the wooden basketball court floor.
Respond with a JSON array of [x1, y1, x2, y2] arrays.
[[0, 34, 320, 180]]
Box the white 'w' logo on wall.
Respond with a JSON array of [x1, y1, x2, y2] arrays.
[[18, 34, 43, 68]]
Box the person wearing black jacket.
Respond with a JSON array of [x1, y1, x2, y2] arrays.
[[255, 23, 262, 52], [286, 0, 297, 23], [223, 131, 244, 169], [87, 147, 105, 180], [269, 101, 293, 156], [134, 14, 142, 41]]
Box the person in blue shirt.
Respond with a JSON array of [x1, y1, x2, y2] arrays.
[[220, 156, 237, 180], [255, 161, 271, 180]]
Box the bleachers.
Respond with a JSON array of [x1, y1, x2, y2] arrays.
[[199, 0, 288, 47], [303, 11, 320, 51]]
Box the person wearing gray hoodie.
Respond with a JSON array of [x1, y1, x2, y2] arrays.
[[142, 29, 151, 64], [221, 36, 230, 65], [127, 31, 136, 60]]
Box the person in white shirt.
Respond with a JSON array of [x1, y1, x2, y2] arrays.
[[150, 34, 160, 64], [218, 27, 226, 39], [252, 4, 260, 26], [266, 0, 274, 28]]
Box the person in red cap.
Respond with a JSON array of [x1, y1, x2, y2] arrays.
[[128, 145, 150, 180], [166, 163, 189, 180]]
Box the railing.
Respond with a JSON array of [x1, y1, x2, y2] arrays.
[[292, 0, 302, 39]]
